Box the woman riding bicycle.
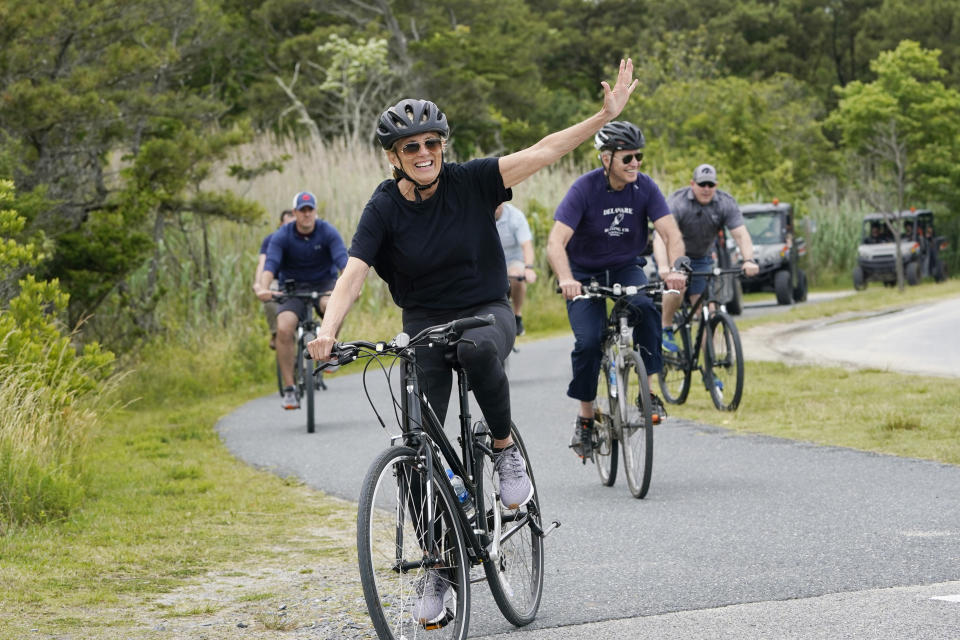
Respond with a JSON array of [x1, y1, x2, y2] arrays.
[[307, 58, 641, 625]]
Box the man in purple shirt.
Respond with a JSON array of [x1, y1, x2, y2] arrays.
[[546, 121, 687, 461], [257, 191, 348, 410]]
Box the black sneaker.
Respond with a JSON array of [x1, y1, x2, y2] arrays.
[[569, 416, 594, 463], [650, 394, 666, 425], [515, 315, 525, 336]]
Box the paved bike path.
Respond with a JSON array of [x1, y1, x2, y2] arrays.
[[217, 334, 960, 638]]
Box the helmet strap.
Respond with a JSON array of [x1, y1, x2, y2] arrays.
[[394, 151, 445, 202], [600, 151, 615, 192]]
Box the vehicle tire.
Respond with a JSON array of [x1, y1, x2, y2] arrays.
[[477, 424, 544, 626], [906, 261, 920, 286], [357, 446, 470, 640], [619, 350, 653, 499], [774, 269, 792, 305], [300, 339, 316, 433], [704, 313, 744, 411], [934, 261, 947, 283], [852, 265, 866, 291], [658, 312, 691, 405], [592, 355, 619, 487], [793, 269, 808, 302], [726, 277, 744, 315]]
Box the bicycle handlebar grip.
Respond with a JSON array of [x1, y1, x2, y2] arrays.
[[449, 314, 495, 334]]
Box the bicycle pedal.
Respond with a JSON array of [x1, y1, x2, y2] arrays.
[[421, 610, 454, 630]]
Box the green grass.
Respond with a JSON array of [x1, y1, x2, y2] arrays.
[[667, 361, 960, 464], [0, 383, 363, 638]]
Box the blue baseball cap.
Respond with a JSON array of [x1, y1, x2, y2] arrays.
[[292, 191, 317, 210]]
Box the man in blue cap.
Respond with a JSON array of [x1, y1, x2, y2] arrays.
[[257, 191, 348, 409]]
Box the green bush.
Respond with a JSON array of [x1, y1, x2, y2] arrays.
[[0, 180, 115, 530]]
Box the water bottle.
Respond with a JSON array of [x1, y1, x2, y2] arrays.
[[608, 366, 618, 397], [446, 469, 475, 520]]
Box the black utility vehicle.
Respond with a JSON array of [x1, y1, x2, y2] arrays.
[[735, 201, 808, 306], [853, 209, 949, 289]]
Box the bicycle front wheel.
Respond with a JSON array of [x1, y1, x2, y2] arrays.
[[659, 312, 692, 405], [477, 424, 544, 627], [705, 312, 744, 411], [357, 446, 470, 640], [592, 355, 619, 487], [620, 350, 654, 499], [299, 342, 316, 433]]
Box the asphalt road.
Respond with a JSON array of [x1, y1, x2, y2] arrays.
[[217, 298, 960, 639]]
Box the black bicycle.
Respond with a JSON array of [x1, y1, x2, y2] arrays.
[[658, 267, 745, 411], [565, 280, 663, 499], [275, 280, 331, 433], [315, 315, 558, 640]]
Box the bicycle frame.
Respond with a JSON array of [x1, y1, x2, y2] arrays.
[[669, 268, 738, 380], [394, 351, 551, 569]]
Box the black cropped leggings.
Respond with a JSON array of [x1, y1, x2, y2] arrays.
[[401, 299, 515, 440]]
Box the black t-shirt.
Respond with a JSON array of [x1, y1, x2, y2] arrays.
[[349, 158, 512, 310]]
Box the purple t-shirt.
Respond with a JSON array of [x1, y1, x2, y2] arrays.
[[554, 168, 670, 271]]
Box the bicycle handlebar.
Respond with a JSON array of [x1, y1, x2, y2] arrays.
[[273, 289, 332, 302], [555, 280, 664, 302], [311, 313, 497, 371], [683, 266, 745, 277]]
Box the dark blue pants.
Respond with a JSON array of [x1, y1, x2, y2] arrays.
[[565, 263, 661, 403]]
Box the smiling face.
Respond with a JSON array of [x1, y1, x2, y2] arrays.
[[602, 149, 643, 190], [386, 131, 446, 191]]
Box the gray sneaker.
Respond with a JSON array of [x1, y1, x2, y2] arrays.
[[494, 444, 534, 509], [413, 569, 450, 625], [281, 386, 299, 410]]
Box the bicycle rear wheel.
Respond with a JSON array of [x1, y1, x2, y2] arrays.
[[705, 312, 744, 411], [659, 312, 692, 405], [592, 354, 619, 486], [357, 446, 470, 640], [476, 424, 544, 627], [620, 350, 654, 499]]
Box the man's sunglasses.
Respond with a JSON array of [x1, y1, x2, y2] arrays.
[[619, 152, 643, 164], [398, 138, 443, 156], [697, 181, 716, 188]]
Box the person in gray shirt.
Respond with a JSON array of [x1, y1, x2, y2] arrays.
[[653, 163, 758, 352], [495, 202, 537, 335]]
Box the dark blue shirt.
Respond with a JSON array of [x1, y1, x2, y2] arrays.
[[264, 220, 347, 284], [259, 232, 284, 284], [554, 168, 669, 271]]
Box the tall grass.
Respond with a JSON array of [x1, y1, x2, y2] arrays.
[[0, 359, 108, 532]]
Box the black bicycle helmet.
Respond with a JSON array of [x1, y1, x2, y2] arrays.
[[376, 99, 449, 150], [594, 121, 645, 151]]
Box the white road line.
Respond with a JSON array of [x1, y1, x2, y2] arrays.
[[930, 594, 960, 602]]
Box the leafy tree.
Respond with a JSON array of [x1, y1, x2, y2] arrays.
[[0, 0, 269, 342], [828, 40, 960, 289], [633, 74, 833, 202]]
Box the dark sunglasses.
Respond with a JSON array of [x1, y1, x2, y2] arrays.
[[619, 152, 643, 164], [697, 181, 716, 188], [398, 138, 443, 156]]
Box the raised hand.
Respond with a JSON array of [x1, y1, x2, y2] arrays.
[[600, 58, 638, 120]]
